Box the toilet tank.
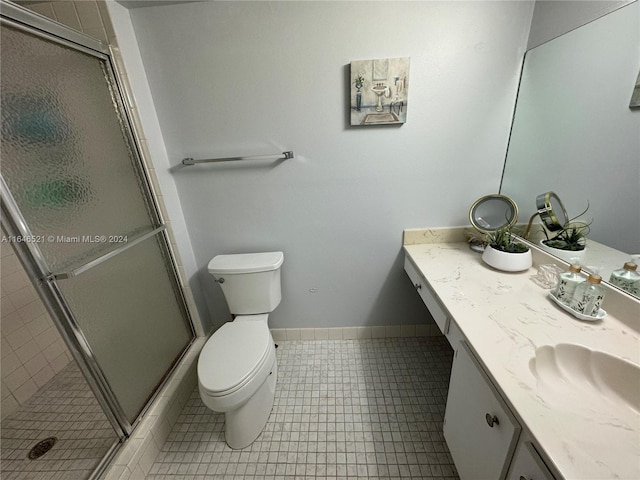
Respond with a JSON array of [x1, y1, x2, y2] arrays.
[[208, 252, 283, 315]]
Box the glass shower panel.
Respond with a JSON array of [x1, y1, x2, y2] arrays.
[[1, 13, 194, 438], [0, 23, 156, 273], [57, 235, 192, 422]]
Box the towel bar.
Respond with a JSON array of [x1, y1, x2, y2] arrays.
[[182, 151, 294, 166]]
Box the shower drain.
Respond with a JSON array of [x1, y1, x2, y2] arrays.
[[28, 437, 57, 459]]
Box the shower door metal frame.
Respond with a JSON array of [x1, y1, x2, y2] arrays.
[[0, 0, 196, 447]]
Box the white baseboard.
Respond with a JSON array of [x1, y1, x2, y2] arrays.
[[270, 324, 441, 342]]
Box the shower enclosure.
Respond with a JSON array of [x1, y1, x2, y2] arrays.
[[1, 3, 195, 478]]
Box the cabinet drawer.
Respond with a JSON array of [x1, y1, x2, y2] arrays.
[[507, 441, 556, 480], [404, 255, 449, 334], [444, 341, 521, 480]]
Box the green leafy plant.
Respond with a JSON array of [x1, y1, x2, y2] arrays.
[[542, 221, 590, 251], [542, 204, 591, 251], [354, 73, 365, 88], [487, 225, 529, 253]]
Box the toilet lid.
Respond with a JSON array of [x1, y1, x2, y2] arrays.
[[198, 321, 271, 395], [208, 251, 283, 274]]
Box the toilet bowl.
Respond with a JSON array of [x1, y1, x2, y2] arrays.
[[197, 252, 283, 449], [198, 318, 277, 448]]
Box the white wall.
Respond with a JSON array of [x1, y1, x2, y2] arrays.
[[124, 1, 534, 329], [527, 0, 635, 49]]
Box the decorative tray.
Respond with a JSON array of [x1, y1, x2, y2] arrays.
[[548, 292, 606, 321]]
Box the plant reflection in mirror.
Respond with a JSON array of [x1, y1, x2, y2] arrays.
[[542, 203, 591, 252]]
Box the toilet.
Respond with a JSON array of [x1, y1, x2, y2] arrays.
[[197, 251, 283, 449]]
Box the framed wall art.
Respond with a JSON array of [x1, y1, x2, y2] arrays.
[[350, 57, 410, 126]]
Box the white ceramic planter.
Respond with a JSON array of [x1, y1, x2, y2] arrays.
[[539, 240, 587, 264], [482, 245, 532, 272]]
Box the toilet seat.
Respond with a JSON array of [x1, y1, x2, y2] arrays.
[[234, 314, 269, 324], [198, 321, 271, 397]]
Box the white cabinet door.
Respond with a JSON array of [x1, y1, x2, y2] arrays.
[[404, 256, 449, 334], [507, 440, 556, 480], [444, 341, 521, 480]]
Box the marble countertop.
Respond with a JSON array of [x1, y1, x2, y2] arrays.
[[403, 229, 640, 480]]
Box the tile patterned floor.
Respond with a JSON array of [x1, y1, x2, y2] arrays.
[[148, 336, 459, 479], [1, 362, 119, 480]]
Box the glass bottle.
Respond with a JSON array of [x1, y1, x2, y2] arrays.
[[552, 263, 586, 306], [609, 261, 640, 296], [570, 274, 605, 317]]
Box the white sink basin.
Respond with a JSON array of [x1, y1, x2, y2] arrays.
[[371, 85, 387, 112], [529, 343, 640, 414]]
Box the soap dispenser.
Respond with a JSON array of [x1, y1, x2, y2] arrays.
[[552, 261, 586, 306], [570, 272, 605, 317], [609, 260, 640, 296]]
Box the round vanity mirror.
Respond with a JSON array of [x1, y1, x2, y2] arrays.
[[536, 191, 569, 232], [469, 194, 518, 233], [468, 194, 519, 252], [523, 191, 571, 239]]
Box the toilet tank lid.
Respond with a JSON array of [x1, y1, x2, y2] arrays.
[[208, 251, 284, 274]]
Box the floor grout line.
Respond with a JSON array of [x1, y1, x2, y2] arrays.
[[148, 337, 459, 479], [1, 362, 119, 480]]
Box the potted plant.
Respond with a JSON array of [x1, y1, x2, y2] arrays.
[[354, 73, 365, 111], [539, 206, 591, 263], [354, 73, 365, 90], [482, 225, 532, 272]]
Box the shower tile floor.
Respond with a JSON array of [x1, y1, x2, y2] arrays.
[[1, 362, 118, 480], [148, 336, 459, 479]]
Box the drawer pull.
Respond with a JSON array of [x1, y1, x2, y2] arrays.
[[519, 477, 529, 480], [414, 283, 422, 290], [485, 413, 499, 427]]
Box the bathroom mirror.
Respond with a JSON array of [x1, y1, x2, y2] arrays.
[[500, 2, 640, 289]]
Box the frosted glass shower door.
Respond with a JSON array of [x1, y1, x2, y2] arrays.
[[1, 22, 157, 272], [57, 236, 191, 421], [1, 19, 193, 425]]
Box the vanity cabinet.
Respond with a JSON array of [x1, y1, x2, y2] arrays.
[[507, 439, 556, 480], [403, 250, 560, 480], [443, 341, 520, 480], [403, 256, 449, 334]]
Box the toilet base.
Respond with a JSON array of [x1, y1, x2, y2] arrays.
[[225, 358, 278, 449]]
